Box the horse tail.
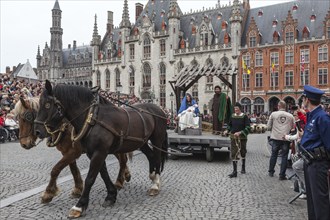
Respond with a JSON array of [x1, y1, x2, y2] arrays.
[[161, 131, 168, 172], [128, 152, 133, 162]]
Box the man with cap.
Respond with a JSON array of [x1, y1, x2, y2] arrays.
[[300, 85, 330, 220], [225, 102, 250, 178]]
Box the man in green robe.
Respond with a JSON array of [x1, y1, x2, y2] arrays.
[[211, 85, 232, 134]]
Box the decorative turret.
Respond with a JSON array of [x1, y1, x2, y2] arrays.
[[120, 0, 131, 28], [229, 0, 242, 23], [91, 14, 101, 61], [36, 45, 41, 68], [168, 0, 181, 19], [229, 0, 242, 57]]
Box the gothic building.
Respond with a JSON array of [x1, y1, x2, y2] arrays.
[[36, 0, 93, 87], [92, 0, 248, 113]]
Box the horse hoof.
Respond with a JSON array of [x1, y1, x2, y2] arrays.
[[148, 189, 159, 196], [149, 172, 156, 181], [41, 192, 54, 203], [125, 174, 131, 182], [102, 199, 116, 207], [114, 182, 123, 190], [70, 188, 83, 198], [68, 206, 83, 219]]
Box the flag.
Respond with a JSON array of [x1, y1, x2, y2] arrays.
[[271, 62, 275, 73], [301, 53, 305, 73], [242, 59, 251, 74]]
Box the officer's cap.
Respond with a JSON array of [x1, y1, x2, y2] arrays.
[[302, 85, 324, 101]]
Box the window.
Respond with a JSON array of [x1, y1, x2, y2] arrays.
[[327, 25, 330, 39], [159, 63, 166, 108], [255, 52, 263, 67], [242, 73, 250, 90], [270, 72, 279, 88], [254, 97, 264, 114], [204, 33, 208, 46], [318, 68, 328, 85], [285, 31, 294, 44], [300, 69, 309, 85], [300, 49, 310, 63], [143, 63, 151, 88], [160, 39, 166, 57], [241, 97, 251, 114], [206, 75, 213, 91], [129, 44, 135, 60], [270, 52, 279, 65], [96, 70, 101, 86], [143, 35, 151, 59], [115, 68, 120, 89], [285, 50, 294, 64], [105, 69, 110, 88], [129, 66, 135, 89], [318, 45, 328, 62], [249, 36, 256, 47], [285, 71, 294, 86], [242, 54, 251, 67], [255, 73, 263, 87]]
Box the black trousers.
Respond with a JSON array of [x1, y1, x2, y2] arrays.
[[304, 160, 330, 220]]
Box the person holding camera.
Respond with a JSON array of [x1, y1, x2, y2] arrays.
[[300, 85, 330, 220]]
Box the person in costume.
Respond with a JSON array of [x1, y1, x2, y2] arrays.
[[177, 93, 200, 131], [211, 85, 232, 134]]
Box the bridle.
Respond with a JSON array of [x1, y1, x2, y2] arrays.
[[18, 109, 36, 140]]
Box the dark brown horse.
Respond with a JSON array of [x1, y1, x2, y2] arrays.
[[15, 96, 132, 204], [34, 81, 168, 218]]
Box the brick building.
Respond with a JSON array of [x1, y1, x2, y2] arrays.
[[239, 1, 330, 113]]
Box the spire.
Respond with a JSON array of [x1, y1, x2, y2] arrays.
[[229, 0, 242, 23], [120, 0, 131, 28], [168, 0, 181, 19], [45, 42, 48, 48], [93, 14, 99, 37], [53, 0, 60, 10], [36, 45, 41, 59]]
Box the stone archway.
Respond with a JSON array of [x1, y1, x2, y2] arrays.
[[268, 96, 280, 112], [284, 96, 296, 112]]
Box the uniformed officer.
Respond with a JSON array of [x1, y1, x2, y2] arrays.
[[300, 85, 330, 220]]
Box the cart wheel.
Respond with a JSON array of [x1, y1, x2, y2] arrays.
[[206, 147, 214, 162]]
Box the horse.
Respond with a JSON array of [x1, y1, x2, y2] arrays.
[[14, 96, 132, 204], [34, 80, 168, 218]]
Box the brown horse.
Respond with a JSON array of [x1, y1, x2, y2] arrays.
[[14, 97, 132, 204], [34, 81, 168, 218]]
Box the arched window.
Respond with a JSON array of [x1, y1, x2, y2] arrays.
[[143, 34, 151, 59], [96, 70, 101, 86], [105, 69, 110, 89], [129, 66, 135, 95], [241, 97, 251, 114], [192, 83, 199, 101], [143, 63, 151, 88], [285, 25, 294, 44], [115, 68, 120, 90], [159, 62, 166, 107], [254, 97, 264, 114]]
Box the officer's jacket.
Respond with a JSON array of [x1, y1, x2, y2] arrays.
[[301, 106, 330, 151]]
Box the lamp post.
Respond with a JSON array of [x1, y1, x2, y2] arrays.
[[170, 92, 174, 128], [116, 82, 122, 107]]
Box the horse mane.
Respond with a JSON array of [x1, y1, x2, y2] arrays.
[[52, 84, 110, 108], [14, 97, 40, 116]]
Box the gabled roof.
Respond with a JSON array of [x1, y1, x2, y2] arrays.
[[242, 0, 330, 46]]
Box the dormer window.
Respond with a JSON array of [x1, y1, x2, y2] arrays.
[[143, 34, 151, 59], [302, 26, 310, 39], [272, 19, 278, 28], [224, 33, 231, 44], [221, 21, 228, 31], [134, 27, 139, 36], [285, 26, 294, 44], [292, 3, 298, 11], [217, 12, 222, 20], [204, 14, 209, 22], [192, 25, 196, 35], [180, 38, 185, 49], [310, 13, 316, 22], [190, 16, 195, 25], [273, 31, 280, 43], [258, 9, 263, 17]]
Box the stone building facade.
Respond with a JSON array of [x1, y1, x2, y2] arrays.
[[36, 0, 93, 87], [91, 0, 249, 113]]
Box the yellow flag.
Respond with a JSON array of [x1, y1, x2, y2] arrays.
[[247, 69, 251, 74]]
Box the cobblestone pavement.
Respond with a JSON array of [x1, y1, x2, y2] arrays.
[[0, 133, 307, 219]]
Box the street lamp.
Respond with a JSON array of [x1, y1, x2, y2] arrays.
[[116, 82, 122, 107], [170, 92, 174, 128]]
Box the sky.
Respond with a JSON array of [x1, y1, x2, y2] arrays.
[[0, 0, 292, 73]]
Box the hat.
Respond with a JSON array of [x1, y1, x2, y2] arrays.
[[303, 85, 325, 101]]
